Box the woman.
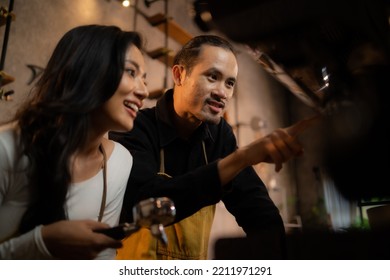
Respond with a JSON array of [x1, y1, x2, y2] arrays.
[[0, 24, 148, 259]]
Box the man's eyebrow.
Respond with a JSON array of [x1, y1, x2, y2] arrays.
[[206, 67, 237, 83], [227, 77, 237, 84]]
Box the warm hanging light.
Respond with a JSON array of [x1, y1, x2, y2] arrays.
[[122, 0, 130, 7]]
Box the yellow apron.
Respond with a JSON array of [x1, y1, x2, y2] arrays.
[[116, 141, 215, 260]]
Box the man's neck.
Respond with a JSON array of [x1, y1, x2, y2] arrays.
[[172, 111, 202, 140]]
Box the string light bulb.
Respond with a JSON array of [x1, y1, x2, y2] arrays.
[[122, 0, 130, 7]]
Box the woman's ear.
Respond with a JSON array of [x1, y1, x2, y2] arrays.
[[172, 65, 185, 86]]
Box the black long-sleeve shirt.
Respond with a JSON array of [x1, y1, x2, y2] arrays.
[[109, 89, 284, 235]]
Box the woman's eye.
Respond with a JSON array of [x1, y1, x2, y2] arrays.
[[126, 68, 136, 77]]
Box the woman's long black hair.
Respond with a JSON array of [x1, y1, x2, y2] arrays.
[[15, 25, 143, 233]]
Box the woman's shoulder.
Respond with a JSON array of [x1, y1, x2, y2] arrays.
[[0, 122, 18, 137], [110, 140, 132, 161], [112, 140, 131, 154], [107, 140, 133, 181]]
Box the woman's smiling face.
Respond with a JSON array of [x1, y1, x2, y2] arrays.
[[98, 44, 148, 133]]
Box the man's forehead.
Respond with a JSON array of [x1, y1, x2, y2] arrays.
[[195, 46, 238, 76]]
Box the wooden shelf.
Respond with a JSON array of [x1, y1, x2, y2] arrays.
[[147, 47, 175, 67], [132, 7, 191, 100], [0, 70, 14, 86], [0, 6, 15, 27], [143, 13, 192, 45], [147, 47, 171, 59]]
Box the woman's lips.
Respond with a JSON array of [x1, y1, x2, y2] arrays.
[[124, 100, 139, 118]]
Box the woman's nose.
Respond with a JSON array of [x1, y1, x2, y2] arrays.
[[135, 79, 149, 100]]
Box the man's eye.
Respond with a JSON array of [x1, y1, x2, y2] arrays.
[[227, 80, 235, 88], [209, 74, 217, 81]]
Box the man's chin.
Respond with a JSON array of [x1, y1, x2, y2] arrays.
[[204, 115, 222, 125]]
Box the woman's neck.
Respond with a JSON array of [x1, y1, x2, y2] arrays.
[[70, 135, 108, 183]]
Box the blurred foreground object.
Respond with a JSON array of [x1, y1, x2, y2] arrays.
[[193, 0, 390, 201]]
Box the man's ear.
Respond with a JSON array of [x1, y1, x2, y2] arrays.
[[172, 65, 185, 86]]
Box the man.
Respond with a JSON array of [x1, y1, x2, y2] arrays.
[[109, 35, 306, 259]]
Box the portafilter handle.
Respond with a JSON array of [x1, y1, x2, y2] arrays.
[[132, 197, 176, 245]]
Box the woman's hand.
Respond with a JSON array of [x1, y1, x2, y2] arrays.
[[41, 220, 122, 259]]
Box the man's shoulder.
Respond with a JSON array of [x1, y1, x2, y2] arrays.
[[135, 106, 158, 127], [138, 106, 155, 119]]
